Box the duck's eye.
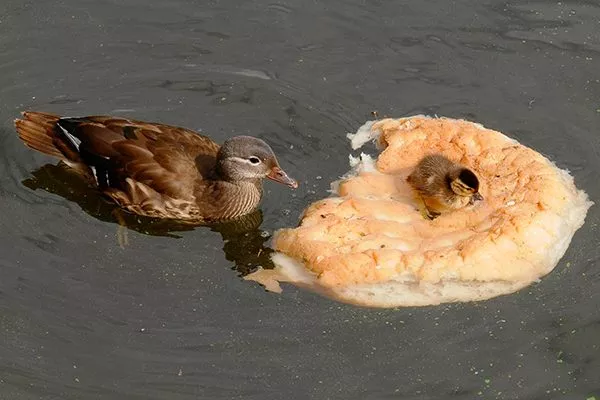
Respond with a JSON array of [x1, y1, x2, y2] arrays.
[[248, 157, 261, 164]]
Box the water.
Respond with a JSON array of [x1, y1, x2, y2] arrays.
[[1, 0, 599, 398]]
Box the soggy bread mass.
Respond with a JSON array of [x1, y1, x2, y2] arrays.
[[248, 116, 592, 308]]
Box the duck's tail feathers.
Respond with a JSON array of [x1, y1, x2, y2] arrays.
[[15, 111, 82, 163]]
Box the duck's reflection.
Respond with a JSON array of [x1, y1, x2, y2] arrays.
[[22, 163, 274, 275]]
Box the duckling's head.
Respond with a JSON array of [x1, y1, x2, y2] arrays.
[[448, 168, 483, 202], [217, 136, 298, 188]]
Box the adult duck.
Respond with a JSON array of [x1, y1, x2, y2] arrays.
[[15, 111, 298, 222]]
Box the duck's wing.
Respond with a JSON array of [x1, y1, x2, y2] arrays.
[[16, 112, 220, 201], [65, 116, 221, 200]]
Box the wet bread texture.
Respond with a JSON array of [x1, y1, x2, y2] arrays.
[[266, 116, 592, 307]]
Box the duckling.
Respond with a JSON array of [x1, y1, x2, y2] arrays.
[[15, 111, 298, 223], [407, 154, 483, 219]]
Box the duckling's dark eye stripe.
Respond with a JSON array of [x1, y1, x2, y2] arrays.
[[455, 182, 472, 190], [458, 169, 479, 188]]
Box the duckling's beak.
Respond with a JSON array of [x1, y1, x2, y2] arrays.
[[267, 167, 298, 188], [469, 192, 484, 205]]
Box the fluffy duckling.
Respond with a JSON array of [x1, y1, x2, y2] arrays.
[[15, 111, 297, 223], [407, 154, 483, 219]]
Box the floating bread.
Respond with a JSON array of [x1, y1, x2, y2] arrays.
[[246, 116, 592, 307]]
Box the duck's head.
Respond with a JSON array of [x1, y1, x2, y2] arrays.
[[448, 168, 483, 202], [217, 136, 298, 188]]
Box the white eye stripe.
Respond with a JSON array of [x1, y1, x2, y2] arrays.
[[231, 156, 262, 165]]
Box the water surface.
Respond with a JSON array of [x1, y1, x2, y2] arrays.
[[1, 0, 599, 398]]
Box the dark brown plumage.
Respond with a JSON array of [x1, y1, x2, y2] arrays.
[[407, 154, 483, 219], [15, 111, 297, 222]]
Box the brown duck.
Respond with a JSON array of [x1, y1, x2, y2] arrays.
[[15, 111, 298, 222], [407, 154, 483, 219]]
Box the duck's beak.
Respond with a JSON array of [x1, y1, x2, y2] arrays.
[[267, 167, 298, 188]]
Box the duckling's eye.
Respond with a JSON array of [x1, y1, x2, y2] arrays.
[[248, 157, 261, 164]]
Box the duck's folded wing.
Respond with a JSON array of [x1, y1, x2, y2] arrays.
[[59, 116, 220, 200]]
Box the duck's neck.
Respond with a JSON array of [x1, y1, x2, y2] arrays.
[[216, 179, 264, 219], [211, 163, 264, 217]]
